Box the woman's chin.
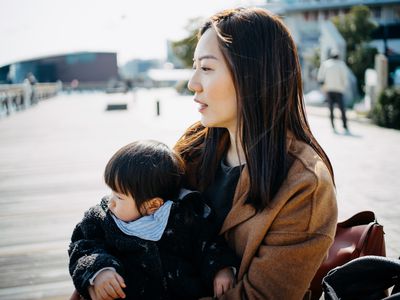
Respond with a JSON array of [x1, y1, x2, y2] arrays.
[[201, 120, 228, 130], [200, 116, 218, 128], [200, 119, 210, 127]]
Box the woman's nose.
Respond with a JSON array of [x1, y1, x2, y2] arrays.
[[188, 74, 202, 93]]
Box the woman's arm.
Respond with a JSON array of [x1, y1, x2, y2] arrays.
[[204, 167, 337, 300], [199, 234, 240, 290], [178, 190, 240, 291], [220, 233, 334, 300]]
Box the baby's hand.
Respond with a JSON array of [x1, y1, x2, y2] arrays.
[[91, 270, 126, 300], [213, 267, 235, 298]]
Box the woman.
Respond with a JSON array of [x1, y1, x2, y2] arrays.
[[71, 7, 337, 300], [174, 7, 337, 299]]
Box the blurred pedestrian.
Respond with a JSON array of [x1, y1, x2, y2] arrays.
[[318, 49, 349, 133], [27, 72, 38, 105], [6, 72, 13, 84], [22, 77, 32, 108]]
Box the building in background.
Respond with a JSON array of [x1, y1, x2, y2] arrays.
[[118, 58, 163, 88], [119, 59, 162, 79], [263, 0, 400, 92], [0, 52, 118, 89]]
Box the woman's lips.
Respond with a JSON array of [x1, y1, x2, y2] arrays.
[[195, 99, 208, 113]]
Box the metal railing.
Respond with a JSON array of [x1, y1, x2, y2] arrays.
[[0, 82, 61, 117]]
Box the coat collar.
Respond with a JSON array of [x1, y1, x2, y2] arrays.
[[220, 166, 255, 234], [219, 131, 295, 234]]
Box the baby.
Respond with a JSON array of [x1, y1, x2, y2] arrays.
[[69, 140, 238, 300]]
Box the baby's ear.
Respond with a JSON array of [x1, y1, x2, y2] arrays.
[[144, 197, 164, 215]]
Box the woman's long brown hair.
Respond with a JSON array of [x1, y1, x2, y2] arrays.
[[175, 7, 334, 211]]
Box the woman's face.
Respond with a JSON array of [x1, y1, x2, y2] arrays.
[[189, 28, 238, 132]]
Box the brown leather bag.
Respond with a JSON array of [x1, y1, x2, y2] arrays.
[[309, 211, 386, 300]]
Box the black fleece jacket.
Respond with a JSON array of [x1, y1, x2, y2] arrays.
[[68, 191, 239, 300]]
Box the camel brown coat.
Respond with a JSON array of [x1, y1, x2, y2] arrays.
[[182, 132, 337, 300]]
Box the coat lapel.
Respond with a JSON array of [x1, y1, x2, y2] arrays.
[[220, 166, 256, 234], [220, 131, 294, 234], [219, 132, 295, 234]]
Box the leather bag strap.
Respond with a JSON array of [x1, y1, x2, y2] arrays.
[[354, 221, 376, 257], [338, 211, 376, 228]]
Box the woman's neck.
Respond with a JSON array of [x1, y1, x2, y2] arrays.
[[226, 130, 246, 167]]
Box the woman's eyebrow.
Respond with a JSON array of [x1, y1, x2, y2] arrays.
[[193, 55, 218, 62]]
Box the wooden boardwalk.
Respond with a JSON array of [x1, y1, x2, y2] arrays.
[[0, 89, 198, 299], [0, 89, 399, 299]]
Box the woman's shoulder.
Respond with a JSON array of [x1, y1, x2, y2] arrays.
[[277, 134, 337, 236], [286, 135, 334, 188]]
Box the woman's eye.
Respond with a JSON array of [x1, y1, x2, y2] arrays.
[[201, 67, 211, 71]]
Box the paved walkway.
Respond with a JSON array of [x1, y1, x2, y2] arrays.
[[0, 89, 399, 299], [306, 104, 400, 257]]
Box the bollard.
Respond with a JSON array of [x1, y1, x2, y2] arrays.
[[156, 100, 160, 116]]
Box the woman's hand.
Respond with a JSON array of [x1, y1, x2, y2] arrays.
[[213, 267, 235, 298], [89, 270, 126, 300]]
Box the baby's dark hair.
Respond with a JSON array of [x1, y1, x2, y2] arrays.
[[104, 140, 185, 207]]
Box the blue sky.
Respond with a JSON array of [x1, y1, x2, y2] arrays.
[[0, 0, 265, 67]]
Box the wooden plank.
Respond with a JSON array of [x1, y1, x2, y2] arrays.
[[0, 281, 73, 300]]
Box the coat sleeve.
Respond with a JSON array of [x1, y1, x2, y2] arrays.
[[175, 192, 240, 293], [204, 165, 337, 300], [68, 205, 124, 299], [199, 226, 241, 291]]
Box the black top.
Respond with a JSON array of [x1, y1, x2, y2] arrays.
[[203, 158, 243, 233]]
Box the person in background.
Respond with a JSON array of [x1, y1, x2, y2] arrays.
[[69, 140, 238, 300], [318, 49, 350, 133], [27, 72, 38, 105]]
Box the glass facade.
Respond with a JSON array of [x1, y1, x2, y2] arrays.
[[0, 52, 118, 84]]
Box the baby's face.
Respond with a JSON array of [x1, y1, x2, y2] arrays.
[[108, 191, 142, 222]]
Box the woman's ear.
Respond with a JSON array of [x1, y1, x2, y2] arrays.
[[143, 197, 164, 215]]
